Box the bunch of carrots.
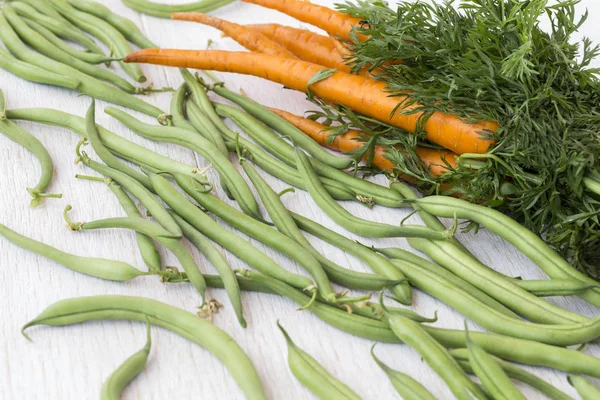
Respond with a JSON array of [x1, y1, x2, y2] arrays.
[[124, 0, 499, 178]]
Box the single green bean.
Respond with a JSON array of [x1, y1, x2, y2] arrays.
[[0, 88, 5, 120], [211, 85, 353, 169], [0, 116, 61, 207], [4, 6, 136, 93], [241, 159, 394, 291], [452, 350, 574, 400], [509, 278, 600, 297], [0, 223, 148, 281], [371, 345, 436, 400], [22, 295, 267, 399], [51, 0, 146, 83], [122, 0, 236, 19], [8, 0, 104, 55], [215, 103, 404, 207], [168, 210, 246, 328], [66, 0, 157, 48], [101, 321, 152, 400], [412, 195, 600, 308], [295, 147, 449, 240], [278, 322, 361, 400], [385, 312, 486, 400], [0, 14, 163, 117], [151, 174, 314, 290], [290, 211, 412, 304], [377, 247, 520, 319], [174, 174, 339, 303], [408, 238, 588, 325], [568, 375, 600, 400], [105, 107, 263, 221], [0, 46, 80, 89], [170, 83, 198, 132], [5, 108, 207, 186]]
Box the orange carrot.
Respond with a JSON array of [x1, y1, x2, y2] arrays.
[[245, 23, 351, 72], [269, 107, 458, 176], [242, 0, 368, 42], [125, 49, 498, 154], [171, 12, 296, 58]]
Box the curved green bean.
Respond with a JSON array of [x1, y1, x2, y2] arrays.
[[0, 14, 163, 117], [212, 85, 353, 169], [22, 295, 267, 399], [0, 223, 148, 281], [168, 210, 246, 328], [174, 174, 339, 303], [295, 147, 449, 240], [242, 159, 395, 291], [5, 108, 207, 186], [105, 107, 263, 221], [51, 0, 146, 83], [510, 278, 599, 297], [0, 46, 80, 89], [386, 312, 486, 400], [215, 103, 404, 207], [170, 83, 198, 132], [122, 0, 236, 18], [452, 350, 574, 400], [278, 322, 361, 400], [66, 0, 157, 49], [8, 0, 104, 55], [4, 6, 136, 93], [0, 115, 61, 207], [101, 321, 152, 400], [412, 196, 600, 308], [568, 375, 600, 400], [371, 345, 436, 400]]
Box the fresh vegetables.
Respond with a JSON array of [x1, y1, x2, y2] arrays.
[[122, 0, 236, 18]]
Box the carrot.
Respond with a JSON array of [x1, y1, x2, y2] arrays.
[[125, 49, 498, 154], [171, 12, 296, 58], [269, 107, 457, 176], [245, 23, 351, 72], [242, 0, 368, 42]]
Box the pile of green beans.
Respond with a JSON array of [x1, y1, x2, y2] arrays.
[[122, 0, 236, 18]]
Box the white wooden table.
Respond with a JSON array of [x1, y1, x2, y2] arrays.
[[1, 1, 599, 398]]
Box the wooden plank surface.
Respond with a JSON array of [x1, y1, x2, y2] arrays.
[[1, 0, 599, 398]]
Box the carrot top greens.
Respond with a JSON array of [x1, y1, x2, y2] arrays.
[[318, 0, 600, 276]]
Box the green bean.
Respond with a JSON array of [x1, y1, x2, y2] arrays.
[[377, 247, 520, 319], [122, 0, 237, 19], [290, 211, 413, 304], [66, 0, 157, 49], [215, 103, 404, 207], [22, 295, 267, 400], [211, 85, 353, 170], [22, 17, 116, 65], [0, 46, 80, 89], [8, 0, 104, 55], [0, 115, 61, 207], [4, 6, 136, 93], [105, 107, 263, 221], [509, 278, 600, 297], [452, 349, 574, 400], [0, 14, 163, 118], [567, 375, 600, 400], [371, 345, 436, 400], [241, 159, 395, 291], [174, 174, 342, 304], [295, 147, 449, 240], [170, 83, 198, 132], [151, 174, 314, 291], [168, 210, 246, 328], [385, 312, 486, 400], [51, 0, 146, 83], [412, 195, 600, 308], [0, 88, 5, 120], [278, 322, 361, 400], [408, 238, 589, 325], [6, 108, 207, 186], [101, 321, 152, 400], [355, 302, 438, 322], [0, 223, 148, 281]]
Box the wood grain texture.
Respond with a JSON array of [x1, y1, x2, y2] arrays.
[[1, 0, 599, 398]]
